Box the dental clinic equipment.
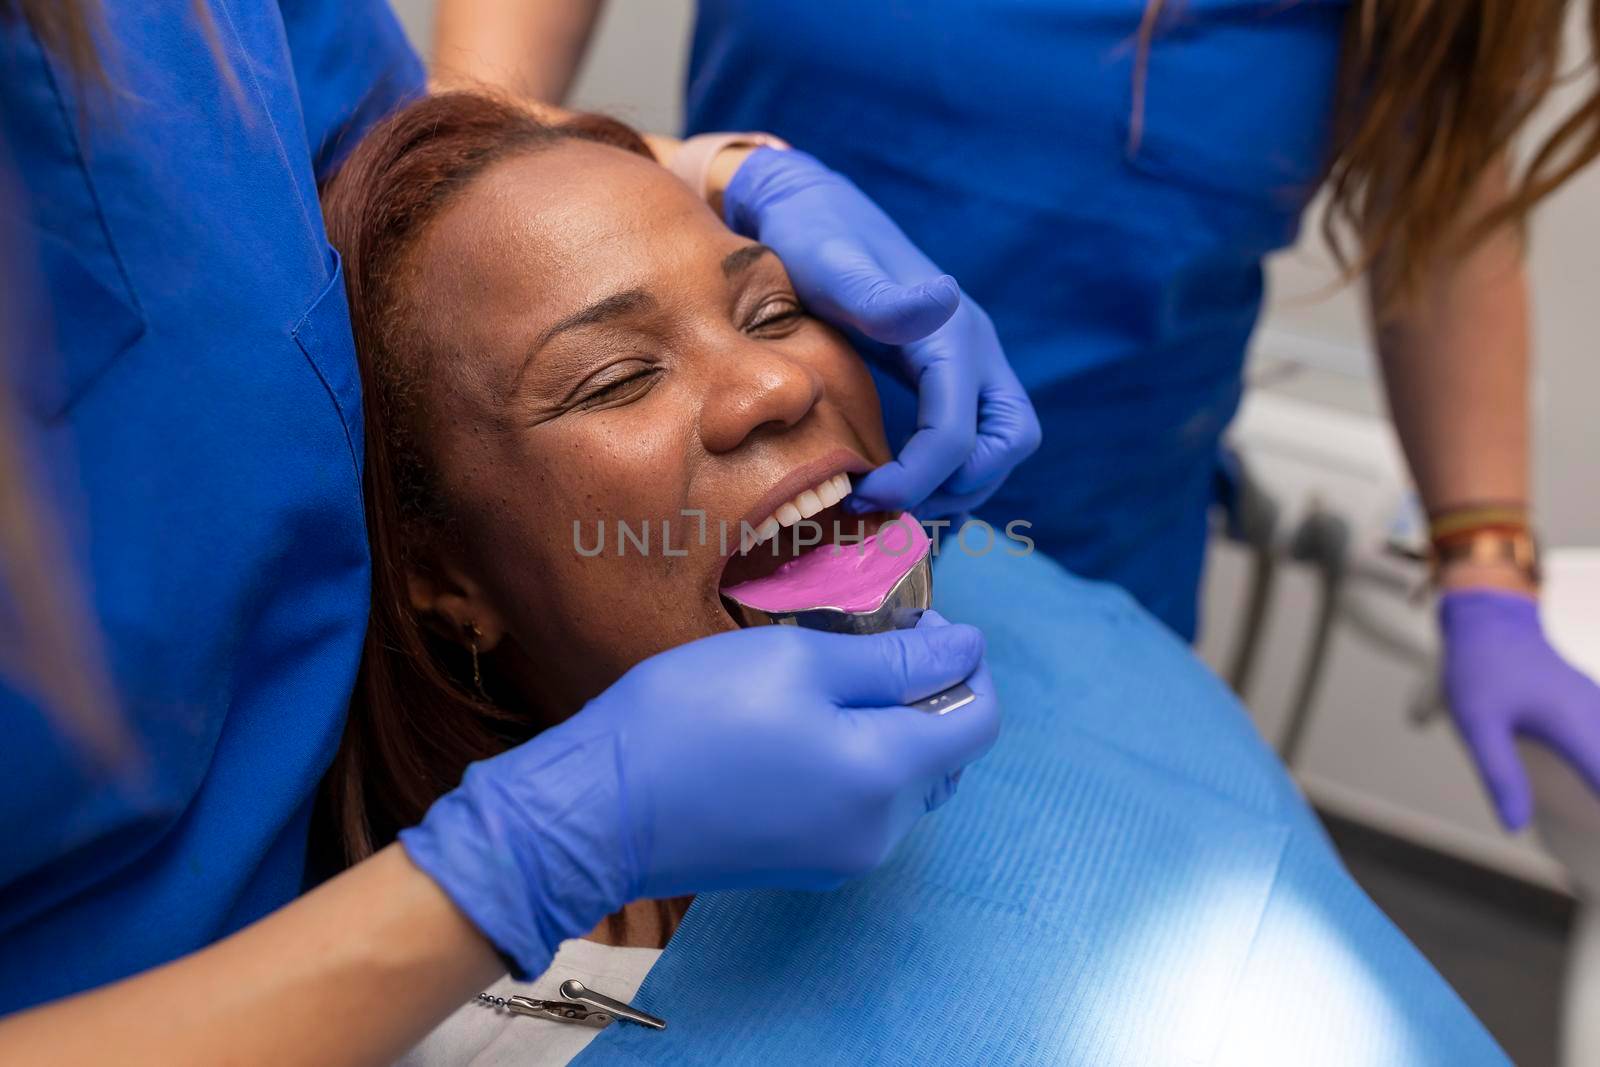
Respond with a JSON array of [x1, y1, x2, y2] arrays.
[[477, 980, 666, 1031], [721, 513, 977, 714]]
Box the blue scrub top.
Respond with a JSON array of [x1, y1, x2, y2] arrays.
[[687, 0, 1348, 638], [0, 2, 421, 1013]]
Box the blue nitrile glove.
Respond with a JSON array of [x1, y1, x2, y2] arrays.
[[1441, 589, 1600, 830], [400, 611, 998, 977], [724, 148, 1041, 518]]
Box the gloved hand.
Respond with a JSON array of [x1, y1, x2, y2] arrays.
[[400, 611, 998, 977], [1440, 589, 1600, 830], [724, 148, 1041, 517]]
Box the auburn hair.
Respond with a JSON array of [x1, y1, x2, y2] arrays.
[[314, 92, 654, 870], [1138, 0, 1600, 312]]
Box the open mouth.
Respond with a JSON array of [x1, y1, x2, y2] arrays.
[[716, 472, 897, 623]]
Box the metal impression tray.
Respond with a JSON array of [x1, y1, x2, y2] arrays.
[[724, 555, 975, 714], [724, 554, 933, 634]]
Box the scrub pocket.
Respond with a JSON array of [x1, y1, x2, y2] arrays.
[[1118, 0, 1347, 244], [291, 248, 364, 481]]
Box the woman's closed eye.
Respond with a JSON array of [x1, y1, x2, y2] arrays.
[[572, 359, 661, 408], [745, 295, 806, 338]]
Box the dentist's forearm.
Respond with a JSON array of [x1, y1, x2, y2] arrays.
[[1369, 161, 1532, 591], [432, 0, 606, 103], [0, 844, 502, 1066], [428, 0, 712, 190]]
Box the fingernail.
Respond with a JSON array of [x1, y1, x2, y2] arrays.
[[928, 274, 960, 305], [929, 620, 983, 659]]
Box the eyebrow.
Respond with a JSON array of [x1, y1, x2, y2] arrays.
[[722, 243, 775, 278], [536, 247, 770, 353], [535, 288, 655, 350], [511, 247, 774, 392], [514, 287, 656, 389]]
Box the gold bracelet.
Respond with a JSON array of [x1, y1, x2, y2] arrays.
[[1428, 528, 1542, 588]]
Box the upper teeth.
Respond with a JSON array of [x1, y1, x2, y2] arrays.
[[743, 473, 853, 552]]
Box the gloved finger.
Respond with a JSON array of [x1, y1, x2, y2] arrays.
[[939, 383, 1043, 497], [848, 351, 979, 513], [1463, 723, 1535, 830], [845, 273, 960, 347], [786, 238, 959, 346], [817, 613, 984, 707], [869, 646, 1002, 783], [1521, 679, 1600, 804]]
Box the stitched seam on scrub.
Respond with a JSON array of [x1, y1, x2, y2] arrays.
[[28, 22, 147, 323]]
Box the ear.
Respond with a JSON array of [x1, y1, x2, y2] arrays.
[[406, 557, 508, 652]]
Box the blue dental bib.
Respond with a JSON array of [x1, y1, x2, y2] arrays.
[[575, 549, 1504, 1065]]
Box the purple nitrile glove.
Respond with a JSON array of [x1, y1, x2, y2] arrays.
[[723, 148, 1041, 518], [1440, 588, 1600, 830]]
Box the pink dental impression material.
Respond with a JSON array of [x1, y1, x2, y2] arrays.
[[721, 514, 930, 614]]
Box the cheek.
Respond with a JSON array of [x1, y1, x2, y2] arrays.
[[817, 344, 892, 464], [462, 418, 713, 658], [471, 416, 688, 530]]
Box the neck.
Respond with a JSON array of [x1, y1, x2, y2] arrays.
[[582, 897, 694, 950]]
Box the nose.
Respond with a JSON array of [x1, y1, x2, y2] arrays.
[[698, 340, 824, 455]]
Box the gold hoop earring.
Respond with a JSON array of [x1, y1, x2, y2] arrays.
[[464, 621, 490, 702]]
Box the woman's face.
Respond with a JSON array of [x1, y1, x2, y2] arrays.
[[404, 140, 892, 716]]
